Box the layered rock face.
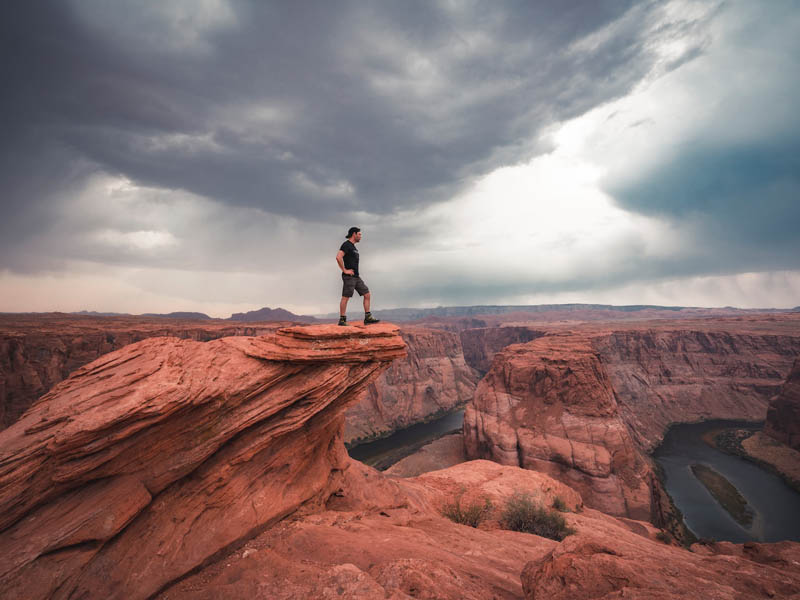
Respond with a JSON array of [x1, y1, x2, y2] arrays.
[[0, 323, 405, 600], [596, 330, 800, 451], [0, 314, 279, 429], [344, 326, 479, 444], [764, 357, 800, 449], [459, 326, 545, 374], [464, 335, 653, 520], [465, 319, 800, 521]]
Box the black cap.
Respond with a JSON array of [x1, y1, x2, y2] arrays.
[[346, 226, 360, 239]]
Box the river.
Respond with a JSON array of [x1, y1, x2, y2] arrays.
[[347, 408, 465, 470], [654, 419, 800, 543]]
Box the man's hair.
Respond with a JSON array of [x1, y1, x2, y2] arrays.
[[346, 226, 360, 239]]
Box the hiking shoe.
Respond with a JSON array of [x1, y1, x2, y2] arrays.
[[337, 316, 347, 326], [363, 312, 380, 325]]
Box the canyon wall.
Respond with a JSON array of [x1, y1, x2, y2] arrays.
[[595, 329, 800, 451], [0, 324, 405, 599], [764, 356, 800, 449], [459, 326, 546, 373], [344, 326, 479, 444], [465, 318, 800, 521]]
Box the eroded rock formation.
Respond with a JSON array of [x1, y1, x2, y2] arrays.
[[464, 334, 653, 519], [344, 326, 479, 444], [764, 357, 800, 450], [0, 323, 405, 600]]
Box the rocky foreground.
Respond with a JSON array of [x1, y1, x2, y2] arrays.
[[1, 324, 799, 599]]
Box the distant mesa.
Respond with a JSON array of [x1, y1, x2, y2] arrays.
[[228, 306, 318, 323]]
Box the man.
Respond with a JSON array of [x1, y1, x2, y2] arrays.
[[336, 226, 380, 326]]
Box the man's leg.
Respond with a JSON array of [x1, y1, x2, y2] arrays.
[[339, 296, 349, 325], [362, 292, 380, 324]]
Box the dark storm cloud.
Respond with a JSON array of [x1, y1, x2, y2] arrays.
[[1, 0, 701, 272], [610, 140, 800, 246], [603, 0, 800, 277]]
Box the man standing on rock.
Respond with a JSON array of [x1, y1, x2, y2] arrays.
[[336, 226, 380, 326]]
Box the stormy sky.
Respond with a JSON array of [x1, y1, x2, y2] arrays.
[[1, 0, 798, 316]]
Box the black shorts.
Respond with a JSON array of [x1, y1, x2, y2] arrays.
[[341, 275, 369, 298]]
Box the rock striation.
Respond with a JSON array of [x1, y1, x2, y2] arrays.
[[764, 356, 800, 450], [464, 334, 653, 520], [0, 323, 405, 600], [0, 314, 280, 429], [344, 326, 479, 444]]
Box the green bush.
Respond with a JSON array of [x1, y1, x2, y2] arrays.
[[551, 496, 568, 512], [501, 493, 575, 541], [655, 531, 672, 544], [441, 495, 492, 528]]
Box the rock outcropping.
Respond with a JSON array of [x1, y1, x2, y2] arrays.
[[764, 356, 800, 450], [0, 314, 280, 429], [464, 334, 653, 520], [0, 323, 405, 599], [345, 326, 479, 444]]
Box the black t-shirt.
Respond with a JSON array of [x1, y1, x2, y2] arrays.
[[339, 240, 359, 277]]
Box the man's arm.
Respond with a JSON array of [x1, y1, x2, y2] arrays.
[[336, 250, 354, 275]]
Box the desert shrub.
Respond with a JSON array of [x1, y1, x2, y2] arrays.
[[551, 496, 568, 512], [656, 530, 672, 544], [501, 493, 575, 541], [441, 495, 492, 528]]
